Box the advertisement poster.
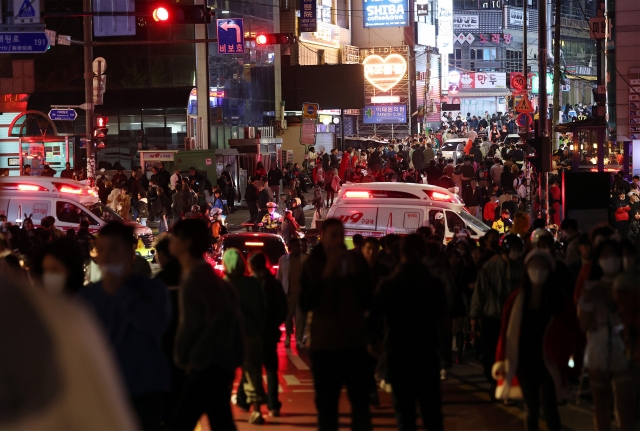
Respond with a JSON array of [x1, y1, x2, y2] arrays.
[[363, 0, 409, 28]]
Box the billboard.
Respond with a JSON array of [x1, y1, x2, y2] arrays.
[[363, 104, 407, 124], [363, 0, 409, 28], [437, 0, 453, 54]]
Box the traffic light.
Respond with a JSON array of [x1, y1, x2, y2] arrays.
[[151, 4, 212, 24], [525, 137, 552, 172], [255, 33, 294, 45], [94, 116, 109, 150]]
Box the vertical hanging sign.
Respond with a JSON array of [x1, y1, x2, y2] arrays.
[[300, 0, 317, 33]]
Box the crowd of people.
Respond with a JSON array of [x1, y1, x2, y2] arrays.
[[0, 208, 638, 430]]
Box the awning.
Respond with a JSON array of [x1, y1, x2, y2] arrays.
[[27, 87, 193, 113], [453, 89, 512, 98]]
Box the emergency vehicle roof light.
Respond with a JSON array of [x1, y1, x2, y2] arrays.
[[54, 183, 87, 195], [426, 190, 455, 202], [344, 191, 371, 198], [245, 242, 265, 246], [0, 183, 49, 191]]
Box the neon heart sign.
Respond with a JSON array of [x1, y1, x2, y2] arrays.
[[363, 53, 407, 92]]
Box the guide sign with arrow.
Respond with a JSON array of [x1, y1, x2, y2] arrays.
[[217, 19, 244, 54]]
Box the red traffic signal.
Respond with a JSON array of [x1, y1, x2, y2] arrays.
[[152, 7, 169, 22], [255, 33, 294, 45], [95, 116, 108, 128], [151, 4, 212, 24]]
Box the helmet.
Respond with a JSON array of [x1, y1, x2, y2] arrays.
[[294, 198, 302, 206], [435, 212, 444, 221], [191, 204, 200, 213], [530, 228, 552, 245], [267, 202, 277, 208], [500, 233, 524, 253]]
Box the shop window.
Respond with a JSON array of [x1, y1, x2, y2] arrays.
[[449, 48, 462, 70]]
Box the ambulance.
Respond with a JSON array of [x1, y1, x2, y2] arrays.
[[326, 182, 489, 243], [0, 176, 155, 259]]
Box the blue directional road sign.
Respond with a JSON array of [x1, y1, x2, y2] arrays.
[[0, 32, 49, 53], [217, 19, 244, 55], [49, 109, 78, 121]]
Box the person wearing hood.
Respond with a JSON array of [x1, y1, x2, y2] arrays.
[[493, 250, 580, 430], [470, 233, 525, 399], [223, 248, 268, 425]]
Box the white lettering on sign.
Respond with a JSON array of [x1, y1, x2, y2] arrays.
[[365, 4, 405, 21]]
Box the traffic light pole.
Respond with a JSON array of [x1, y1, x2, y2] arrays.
[[83, 0, 95, 185], [538, 0, 549, 225]]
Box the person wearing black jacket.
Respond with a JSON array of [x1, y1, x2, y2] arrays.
[[370, 235, 446, 431], [470, 141, 483, 164], [128, 168, 142, 221], [299, 219, 374, 431], [424, 159, 442, 185], [329, 149, 340, 171], [156, 163, 171, 193], [462, 178, 482, 216], [245, 178, 259, 223], [267, 162, 283, 203], [247, 252, 288, 417]]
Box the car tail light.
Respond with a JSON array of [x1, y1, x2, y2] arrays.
[[344, 191, 371, 198]]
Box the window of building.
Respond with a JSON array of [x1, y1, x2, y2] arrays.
[[449, 48, 462, 70], [318, 0, 333, 24], [506, 49, 523, 72], [453, 0, 478, 9], [470, 48, 497, 61]]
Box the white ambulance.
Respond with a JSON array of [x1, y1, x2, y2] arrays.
[[326, 182, 489, 243], [0, 176, 155, 256]]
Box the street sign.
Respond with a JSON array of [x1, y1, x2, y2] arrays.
[[44, 29, 56, 46], [590, 17, 608, 39], [515, 97, 534, 113], [217, 19, 244, 54], [510, 74, 526, 92], [302, 102, 319, 120], [363, 104, 407, 124], [0, 32, 49, 53], [516, 113, 533, 128], [300, 118, 317, 145], [93, 57, 107, 74], [14, 0, 40, 24], [49, 109, 78, 121], [57, 35, 71, 46]]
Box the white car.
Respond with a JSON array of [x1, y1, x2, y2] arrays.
[[439, 138, 468, 164]]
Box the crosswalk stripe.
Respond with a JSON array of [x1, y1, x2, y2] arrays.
[[287, 351, 310, 370]]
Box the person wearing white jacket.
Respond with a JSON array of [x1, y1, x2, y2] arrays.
[[276, 238, 307, 347]]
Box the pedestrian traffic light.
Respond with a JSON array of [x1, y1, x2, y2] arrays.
[[151, 4, 212, 24], [94, 116, 109, 149], [255, 33, 294, 45]]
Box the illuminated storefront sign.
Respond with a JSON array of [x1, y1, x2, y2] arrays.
[[437, 0, 453, 54], [363, 0, 409, 28], [363, 104, 407, 124], [363, 53, 407, 92], [299, 21, 341, 48]]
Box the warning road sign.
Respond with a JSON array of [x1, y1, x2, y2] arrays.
[[515, 97, 534, 113]]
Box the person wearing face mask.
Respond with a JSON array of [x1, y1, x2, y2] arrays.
[[577, 239, 637, 431], [493, 251, 579, 430], [531, 228, 575, 301], [470, 234, 525, 399], [35, 238, 85, 295], [78, 221, 171, 430]]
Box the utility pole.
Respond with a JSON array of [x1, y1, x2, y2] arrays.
[[83, 0, 95, 184], [552, 0, 561, 149], [522, 0, 527, 84], [538, 0, 549, 224]]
